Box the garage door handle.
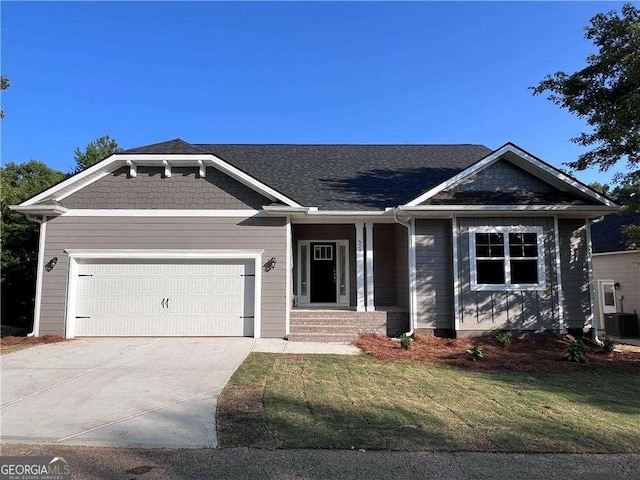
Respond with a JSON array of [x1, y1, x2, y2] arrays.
[[161, 298, 168, 309], [166, 298, 169, 309]]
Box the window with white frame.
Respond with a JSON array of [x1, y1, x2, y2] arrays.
[[313, 245, 333, 261], [469, 226, 545, 291]]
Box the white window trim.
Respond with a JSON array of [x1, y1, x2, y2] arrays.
[[469, 226, 546, 292], [297, 240, 350, 307], [313, 245, 334, 261]]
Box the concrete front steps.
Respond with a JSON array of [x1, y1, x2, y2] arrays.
[[288, 309, 409, 342]]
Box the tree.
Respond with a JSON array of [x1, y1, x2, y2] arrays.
[[73, 135, 122, 172], [1, 161, 66, 330], [532, 4, 640, 186], [1, 75, 10, 119]]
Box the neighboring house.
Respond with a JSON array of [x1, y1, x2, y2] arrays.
[[591, 212, 640, 335], [12, 140, 622, 341]]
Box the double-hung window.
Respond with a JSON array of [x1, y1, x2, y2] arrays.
[[469, 226, 545, 291]]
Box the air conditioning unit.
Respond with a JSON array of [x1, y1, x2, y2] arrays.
[[603, 313, 640, 338]]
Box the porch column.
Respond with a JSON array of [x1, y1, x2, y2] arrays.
[[365, 222, 375, 311], [355, 222, 366, 312]]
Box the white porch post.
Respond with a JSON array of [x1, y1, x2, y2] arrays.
[[365, 222, 375, 311], [355, 222, 366, 312]]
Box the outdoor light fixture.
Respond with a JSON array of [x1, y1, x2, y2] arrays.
[[263, 257, 277, 272], [614, 282, 621, 290], [45, 257, 58, 272]]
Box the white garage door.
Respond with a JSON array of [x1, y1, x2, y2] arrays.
[[73, 259, 255, 336]]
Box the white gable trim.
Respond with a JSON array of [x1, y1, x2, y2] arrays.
[[405, 144, 617, 208], [19, 153, 302, 208]]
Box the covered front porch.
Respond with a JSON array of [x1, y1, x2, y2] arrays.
[[289, 223, 410, 341]]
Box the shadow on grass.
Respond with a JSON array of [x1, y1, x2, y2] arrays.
[[217, 354, 640, 453]]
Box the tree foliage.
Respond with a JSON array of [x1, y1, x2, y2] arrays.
[[532, 4, 640, 185], [2, 135, 123, 331], [73, 134, 122, 172], [1, 75, 10, 119], [1, 161, 66, 329]]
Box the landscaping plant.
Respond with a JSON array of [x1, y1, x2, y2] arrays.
[[565, 339, 589, 362], [602, 337, 616, 353], [399, 333, 411, 350], [466, 345, 484, 362], [495, 332, 511, 348]]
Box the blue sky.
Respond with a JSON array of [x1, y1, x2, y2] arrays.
[[0, 1, 629, 185]]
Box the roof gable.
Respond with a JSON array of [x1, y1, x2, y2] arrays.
[[423, 159, 600, 206], [61, 166, 271, 210], [18, 144, 302, 209], [405, 143, 617, 208]]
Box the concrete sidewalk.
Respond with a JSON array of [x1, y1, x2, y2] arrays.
[[1, 444, 638, 480], [253, 338, 361, 354]]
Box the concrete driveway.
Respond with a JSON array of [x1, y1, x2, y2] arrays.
[[0, 337, 254, 448]]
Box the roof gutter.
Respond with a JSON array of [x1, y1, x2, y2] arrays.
[[262, 206, 394, 217], [23, 214, 47, 337], [393, 207, 416, 337], [397, 205, 625, 216], [11, 205, 68, 216], [587, 216, 605, 346]]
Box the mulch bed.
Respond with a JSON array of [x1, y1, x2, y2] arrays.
[[0, 335, 67, 346], [354, 333, 640, 373]]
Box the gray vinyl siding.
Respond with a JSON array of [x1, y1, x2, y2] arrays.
[[593, 251, 640, 328], [558, 219, 592, 330], [61, 166, 271, 210], [447, 160, 557, 194], [457, 217, 560, 331], [39, 215, 287, 338], [293, 225, 357, 307], [425, 160, 593, 205], [415, 219, 454, 329], [395, 225, 409, 309], [373, 224, 397, 306]]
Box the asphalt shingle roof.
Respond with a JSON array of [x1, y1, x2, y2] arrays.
[[124, 139, 492, 209], [591, 212, 640, 253]]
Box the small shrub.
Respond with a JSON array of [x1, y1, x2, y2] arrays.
[[495, 332, 511, 348], [565, 339, 589, 362], [399, 333, 411, 350], [466, 345, 484, 362], [602, 337, 616, 353]]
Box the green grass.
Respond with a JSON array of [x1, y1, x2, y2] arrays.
[[217, 353, 640, 452]]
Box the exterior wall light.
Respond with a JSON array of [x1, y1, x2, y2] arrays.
[[263, 257, 277, 272], [45, 257, 58, 272]]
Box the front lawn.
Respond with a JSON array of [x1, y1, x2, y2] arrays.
[[218, 353, 640, 452]]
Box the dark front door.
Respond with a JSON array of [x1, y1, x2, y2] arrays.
[[310, 242, 337, 303]]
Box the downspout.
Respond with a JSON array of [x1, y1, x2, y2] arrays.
[[586, 216, 605, 345], [393, 208, 416, 337], [25, 214, 46, 337]]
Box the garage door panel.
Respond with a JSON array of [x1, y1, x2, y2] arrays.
[[74, 259, 255, 337]]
